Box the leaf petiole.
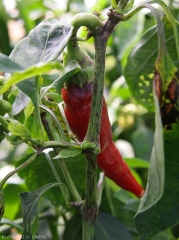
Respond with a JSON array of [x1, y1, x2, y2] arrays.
[[39, 104, 67, 141], [121, 0, 179, 58]]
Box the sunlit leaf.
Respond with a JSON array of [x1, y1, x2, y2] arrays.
[[7, 119, 31, 139], [4, 133, 23, 145], [9, 18, 73, 102], [124, 158, 149, 168], [54, 147, 82, 159], [3, 184, 25, 220], [10, 18, 73, 65], [0, 61, 62, 94]]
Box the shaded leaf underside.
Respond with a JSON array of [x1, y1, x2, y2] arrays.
[[134, 122, 179, 239]]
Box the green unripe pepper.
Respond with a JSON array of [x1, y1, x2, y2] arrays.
[[0, 99, 12, 115]]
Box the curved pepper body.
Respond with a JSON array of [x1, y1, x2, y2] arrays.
[[61, 82, 144, 197]]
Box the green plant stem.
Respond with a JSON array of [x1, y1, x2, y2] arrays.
[[0, 116, 8, 128], [82, 152, 97, 240], [104, 179, 116, 217], [84, 35, 106, 148], [81, 10, 121, 240], [145, 4, 167, 56], [0, 153, 38, 190], [35, 76, 45, 143], [84, 10, 121, 146], [69, 10, 121, 239], [41, 112, 82, 202], [111, 0, 118, 9], [40, 104, 67, 141], [58, 158, 82, 202], [45, 152, 71, 207], [58, 102, 81, 144], [81, 30, 107, 240], [0, 210, 56, 233], [43, 141, 80, 149]]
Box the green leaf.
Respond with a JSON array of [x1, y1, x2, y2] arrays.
[[100, 187, 140, 238], [16, 153, 63, 205], [124, 158, 150, 168], [7, 119, 31, 139], [111, 0, 118, 8], [115, 12, 144, 67], [10, 18, 73, 66], [131, 125, 154, 161], [63, 212, 82, 240], [134, 122, 179, 239], [0, 61, 62, 94], [40, 53, 81, 96], [9, 18, 73, 102], [11, 91, 30, 116], [133, 90, 166, 239], [155, 52, 178, 93], [4, 133, 23, 145], [124, 21, 179, 111], [19, 182, 69, 238], [54, 147, 82, 159], [16, 152, 86, 204], [24, 100, 35, 124], [51, 54, 81, 91], [0, 53, 24, 73], [154, 55, 179, 126], [95, 212, 133, 240], [3, 184, 25, 220]]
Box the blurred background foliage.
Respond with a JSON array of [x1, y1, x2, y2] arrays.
[[0, 0, 179, 239]]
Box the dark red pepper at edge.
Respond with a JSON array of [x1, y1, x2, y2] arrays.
[[61, 81, 144, 198]]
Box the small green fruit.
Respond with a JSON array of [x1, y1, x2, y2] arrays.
[[0, 99, 12, 115]]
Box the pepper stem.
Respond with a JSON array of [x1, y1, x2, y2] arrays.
[[81, 10, 121, 240], [84, 34, 107, 147]]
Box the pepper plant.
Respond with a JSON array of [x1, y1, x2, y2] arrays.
[[0, 0, 179, 239]]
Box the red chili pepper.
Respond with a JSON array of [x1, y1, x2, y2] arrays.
[[61, 81, 144, 198]]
